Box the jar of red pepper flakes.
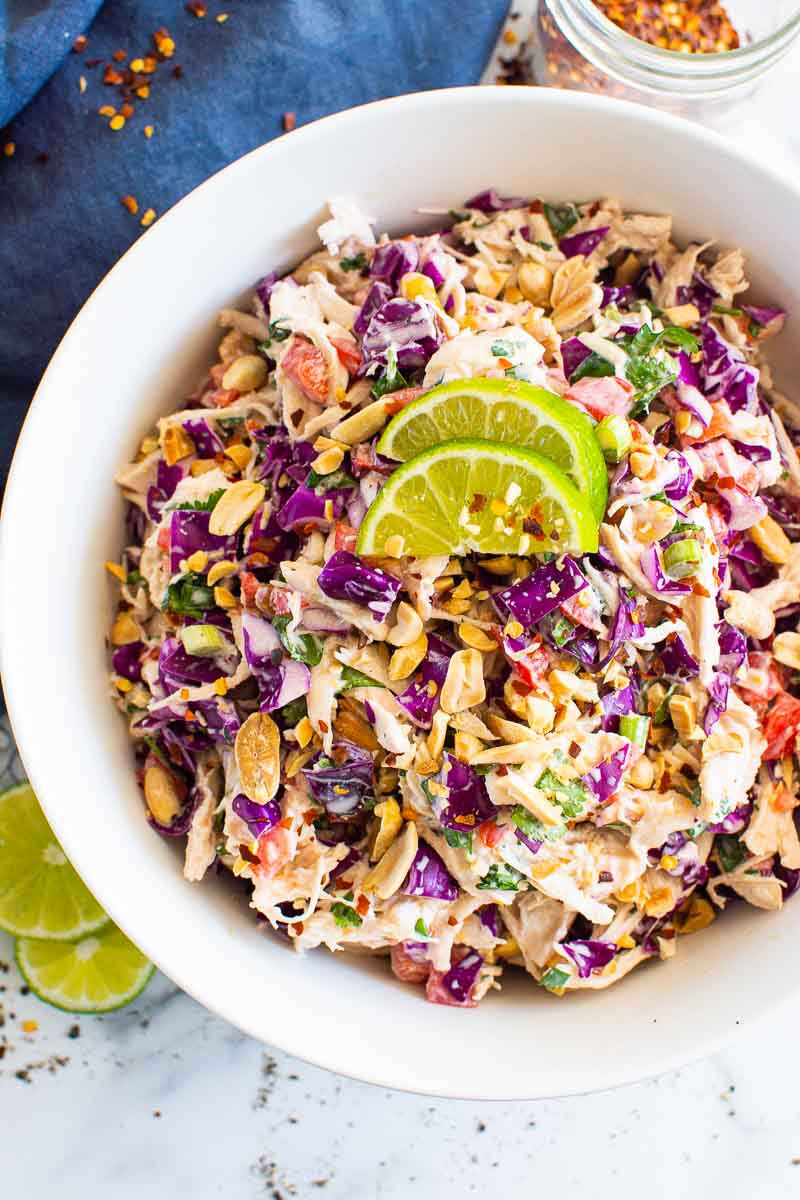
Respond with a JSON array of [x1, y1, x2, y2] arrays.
[[527, 0, 800, 119]]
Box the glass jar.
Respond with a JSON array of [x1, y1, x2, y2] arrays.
[[529, 0, 800, 123]]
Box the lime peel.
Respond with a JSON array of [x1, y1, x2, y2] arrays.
[[16, 924, 155, 1014]]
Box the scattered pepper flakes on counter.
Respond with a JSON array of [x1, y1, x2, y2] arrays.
[[120, 103, 135, 118], [79, 75, 87, 93], [121, 194, 139, 214], [144, 124, 154, 138], [136, 84, 150, 98], [593, 0, 740, 50], [140, 207, 157, 227], [109, 114, 126, 131], [21, 1019, 38, 1034], [3, 141, 15, 157], [502, 28, 518, 43], [112, 48, 127, 63], [98, 104, 116, 116], [216, 12, 230, 23], [153, 27, 176, 57], [186, 0, 207, 14], [283, 111, 296, 132], [103, 65, 124, 86], [72, 34, 88, 53]]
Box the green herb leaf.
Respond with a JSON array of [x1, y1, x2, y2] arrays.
[[716, 835, 746, 874], [661, 326, 700, 353], [339, 666, 383, 692], [272, 615, 323, 667], [166, 488, 226, 514], [126, 569, 144, 587], [414, 918, 430, 938], [535, 769, 590, 820], [277, 696, 307, 726], [164, 572, 216, 618], [569, 351, 615, 385], [331, 902, 363, 928], [306, 467, 358, 493], [543, 201, 579, 238], [339, 252, 367, 271], [540, 966, 570, 991], [443, 828, 473, 852], [534, 240, 554, 251], [371, 345, 408, 401], [477, 863, 524, 892], [257, 319, 292, 355], [491, 339, 515, 358]]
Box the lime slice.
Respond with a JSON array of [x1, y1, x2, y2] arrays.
[[0, 783, 108, 940], [16, 924, 154, 1013], [356, 439, 599, 558], [377, 378, 608, 520]]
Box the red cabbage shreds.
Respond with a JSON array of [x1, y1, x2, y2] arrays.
[[241, 611, 282, 674], [298, 606, 350, 635], [402, 940, 431, 964], [353, 280, 393, 336], [434, 755, 497, 830], [717, 621, 747, 675], [168, 510, 237, 575], [142, 752, 195, 837], [403, 844, 458, 901], [396, 633, 455, 728], [479, 904, 501, 938], [361, 297, 443, 373], [516, 827, 543, 855], [659, 634, 700, 678], [181, 417, 225, 459], [559, 625, 599, 668], [717, 485, 767, 533], [191, 697, 240, 743], [663, 450, 694, 503], [558, 226, 609, 259], [302, 742, 375, 818], [329, 847, 362, 882], [260, 659, 310, 713], [369, 240, 420, 288], [112, 641, 143, 682], [741, 305, 786, 337], [701, 323, 759, 413], [148, 459, 186, 521], [244, 506, 289, 563], [560, 939, 617, 979], [492, 556, 589, 629], [582, 744, 631, 803], [232, 794, 281, 839], [159, 637, 225, 691], [276, 485, 342, 533], [601, 284, 633, 308], [465, 188, 527, 213], [640, 544, 691, 597], [421, 247, 448, 288], [597, 586, 643, 669], [600, 679, 638, 732], [560, 337, 592, 380], [436, 950, 483, 1005], [775, 861, 800, 899], [708, 802, 752, 834], [731, 439, 772, 464], [703, 673, 730, 733], [258, 433, 316, 487], [256, 271, 279, 310], [676, 273, 716, 317], [317, 550, 401, 622]]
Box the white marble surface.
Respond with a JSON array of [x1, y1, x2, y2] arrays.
[[3, 20, 800, 1200]]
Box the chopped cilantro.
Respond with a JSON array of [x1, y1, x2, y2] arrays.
[[543, 201, 579, 238], [443, 828, 473, 852], [477, 863, 524, 891], [277, 696, 307, 726], [511, 805, 566, 844], [371, 345, 408, 400], [536, 769, 590, 820], [716, 835, 746, 874], [339, 666, 383, 692], [548, 612, 578, 647], [414, 918, 430, 938], [569, 351, 615, 385], [540, 966, 570, 991], [491, 339, 515, 357], [661, 326, 700, 353], [534, 240, 554, 250], [689, 783, 702, 809], [272, 615, 322, 667], [331, 902, 363, 928], [166, 488, 226, 514], [306, 467, 357, 493], [164, 572, 216, 618], [126, 569, 144, 587], [626, 354, 677, 417], [339, 252, 367, 271], [672, 520, 703, 537]]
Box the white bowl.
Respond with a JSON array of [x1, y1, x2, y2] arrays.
[[2, 87, 798, 1100]]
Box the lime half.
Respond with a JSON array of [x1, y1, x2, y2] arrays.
[[356, 438, 599, 558], [0, 783, 108, 940], [16, 925, 154, 1013], [377, 378, 608, 520]]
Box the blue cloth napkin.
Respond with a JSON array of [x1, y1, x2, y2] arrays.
[[0, 0, 508, 489]]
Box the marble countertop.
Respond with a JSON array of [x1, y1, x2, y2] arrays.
[[3, 17, 800, 1199]]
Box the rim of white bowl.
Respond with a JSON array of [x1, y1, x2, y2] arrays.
[[3, 86, 800, 1100]]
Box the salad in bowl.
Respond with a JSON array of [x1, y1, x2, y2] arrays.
[[107, 188, 800, 1007]]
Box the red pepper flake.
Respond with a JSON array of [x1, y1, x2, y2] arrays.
[[469, 493, 487, 514], [293, 921, 304, 935], [85, 57, 102, 68], [568, 741, 581, 758], [447, 916, 458, 926], [186, 1, 208, 15], [216, 11, 230, 22], [121, 194, 139, 214], [103, 65, 124, 86], [319, 720, 329, 733], [112, 49, 127, 62], [239, 842, 259, 864], [172, 64, 184, 80], [140, 207, 156, 227], [355, 894, 370, 916], [598, 870, 613, 882], [72, 34, 88, 53], [3, 141, 15, 158], [142, 55, 158, 73], [136, 84, 150, 99], [120, 102, 135, 119], [283, 111, 296, 132], [153, 28, 176, 58]]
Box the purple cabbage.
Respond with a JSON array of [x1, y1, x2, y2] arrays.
[[181, 417, 225, 459], [159, 636, 225, 691], [232, 794, 281, 839], [147, 458, 185, 522], [776, 861, 800, 900], [560, 939, 616, 979], [559, 226, 609, 259], [663, 450, 694, 503], [582, 745, 631, 803], [241, 612, 310, 713], [701, 322, 759, 413], [361, 297, 444, 372], [716, 485, 767, 532], [717, 621, 747, 676], [369, 240, 420, 288], [169, 509, 237, 574], [191, 697, 241, 743], [404, 844, 458, 901], [330, 847, 362, 882], [301, 741, 374, 818], [317, 551, 401, 622], [275, 485, 343, 533], [353, 280, 393, 336], [597, 585, 644, 670], [659, 635, 699, 678], [434, 755, 497, 831], [703, 673, 730, 734], [395, 633, 454, 728], [440, 950, 483, 1002], [601, 284, 633, 308], [492, 557, 588, 629], [732, 439, 772, 463], [479, 904, 501, 938], [256, 271, 279, 310], [112, 642, 143, 682], [515, 828, 542, 855], [741, 304, 785, 336], [464, 189, 526, 213], [560, 336, 592, 380], [708, 802, 752, 834], [639, 544, 691, 596], [676, 273, 716, 317], [600, 678, 638, 732]]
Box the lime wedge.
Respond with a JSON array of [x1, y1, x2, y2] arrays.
[[0, 783, 108, 940], [377, 378, 608, 520], [356, 439, 599, 558], [16, 924, 154, 1013]]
